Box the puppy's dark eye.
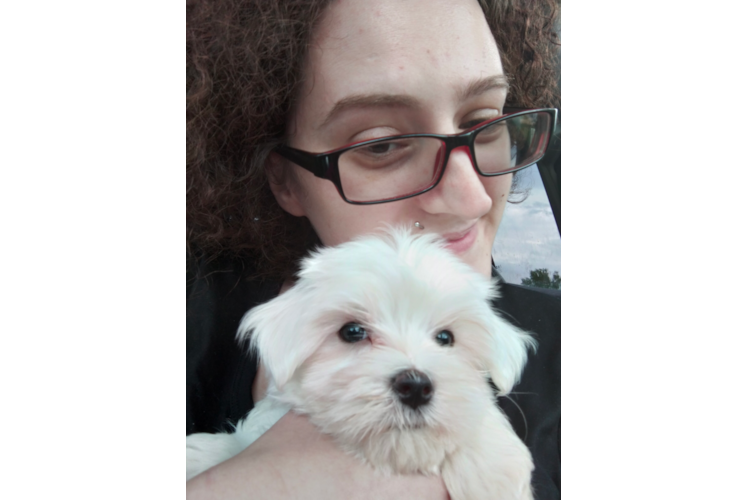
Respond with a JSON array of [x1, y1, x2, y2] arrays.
[[435, 330, 454, 347], [339, 322, 368, 343]]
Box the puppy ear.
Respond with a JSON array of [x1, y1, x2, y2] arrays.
[[483, 312, 537, 395], [236, 282, 323, 390]]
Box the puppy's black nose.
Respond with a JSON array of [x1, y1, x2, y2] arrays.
[[392, 369, 433, 409]]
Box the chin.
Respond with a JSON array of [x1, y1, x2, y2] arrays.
[[461, 235, 494, 277], [186, 227, 536, 500]]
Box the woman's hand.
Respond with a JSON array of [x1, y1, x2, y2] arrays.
[[186, 411, 449, 500]]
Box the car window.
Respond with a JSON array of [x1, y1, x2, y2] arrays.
[[492, 163, 561, 289]]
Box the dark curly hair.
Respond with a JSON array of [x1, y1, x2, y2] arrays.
[[187, 0, 560, 280]]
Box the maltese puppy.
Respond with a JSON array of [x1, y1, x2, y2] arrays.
[[187, 228, 536, 499]]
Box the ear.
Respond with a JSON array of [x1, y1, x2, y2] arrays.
[[236, 282, 323, 389], [484, 312, 537, 395], [265, 152, 306, 217]]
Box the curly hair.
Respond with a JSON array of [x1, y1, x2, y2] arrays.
[[187, 0, 560, 280]]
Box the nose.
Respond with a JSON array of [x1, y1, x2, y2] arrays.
[[392, 369, 433, 409], [419, 145, 492, 219]]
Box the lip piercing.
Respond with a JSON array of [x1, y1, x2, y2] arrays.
[[414, 222, 425, 230]]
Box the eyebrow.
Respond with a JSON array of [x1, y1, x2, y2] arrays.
[[318, 94, 421, 129], [458, 74, 510, 102], [318, 74, 509, 129]]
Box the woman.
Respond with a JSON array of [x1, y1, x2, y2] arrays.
[[187, 0, 560, 498]]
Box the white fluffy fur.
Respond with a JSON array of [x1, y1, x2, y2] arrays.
[[186, 227, 537, 499]]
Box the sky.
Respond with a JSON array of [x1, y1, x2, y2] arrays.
[[492, 165, 561, 285]]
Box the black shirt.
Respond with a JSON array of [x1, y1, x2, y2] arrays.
[[187, 255, 560, 499]]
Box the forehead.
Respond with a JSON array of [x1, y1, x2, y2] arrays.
[[294, 0, 504, 131], [306, 234, 483, 304]]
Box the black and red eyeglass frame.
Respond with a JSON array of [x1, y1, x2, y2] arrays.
[[274, 107, 558, 205]]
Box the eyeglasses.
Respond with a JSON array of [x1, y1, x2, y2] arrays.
[[275, 108, 557, 205]]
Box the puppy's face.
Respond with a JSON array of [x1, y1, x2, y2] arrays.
[[238, 229, 534, 463]]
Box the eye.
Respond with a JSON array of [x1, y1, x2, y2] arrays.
[[459, 110, 502, 130], [363, 141, 399, 155], [459, 118, 491, 130], [347, 138, 415, 170], [435, 330, 454, 347], [338, 322, 368, 343]]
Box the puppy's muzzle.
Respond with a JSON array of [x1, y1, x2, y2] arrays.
[[392, 369, 433, 410]]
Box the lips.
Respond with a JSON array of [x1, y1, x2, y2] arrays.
[[442, 224, 478, 254]]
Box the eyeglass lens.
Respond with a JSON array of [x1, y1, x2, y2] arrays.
[[338, 111, 552, 203]]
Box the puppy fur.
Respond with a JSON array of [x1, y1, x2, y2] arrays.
[[186, 228, 536, 499]]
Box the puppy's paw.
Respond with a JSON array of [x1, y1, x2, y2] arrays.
[[442, 450, 533, 500], [186, 432, 244, 481], [440, 411, 534, 499]]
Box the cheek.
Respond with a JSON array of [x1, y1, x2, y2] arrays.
[[483, 173, 512, 213], [292, 169, 414, 246], [299, 345, 354, 396], [478, 173, 513, 241], [299, 344, 402, 404], [298, 342, 493, 434]]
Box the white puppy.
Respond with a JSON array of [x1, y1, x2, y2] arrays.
[[187, 228, 536, 499]]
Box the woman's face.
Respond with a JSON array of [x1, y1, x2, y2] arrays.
[[271, 0, 511, 277]]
